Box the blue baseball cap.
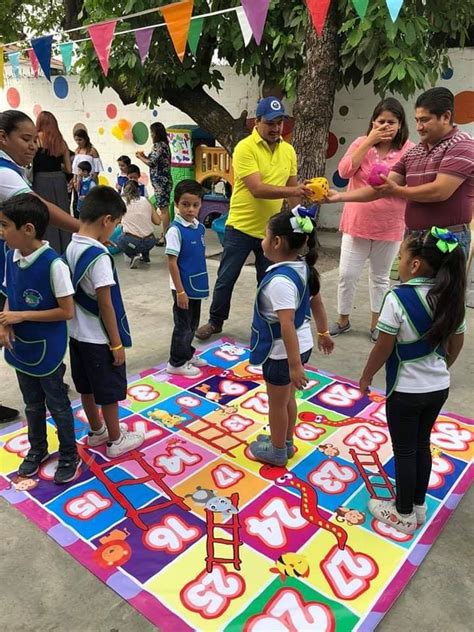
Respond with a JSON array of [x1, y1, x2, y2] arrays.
[[255, 97, 287, 120]]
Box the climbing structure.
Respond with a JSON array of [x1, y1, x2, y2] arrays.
[[349, 448, 396, 500], [77, 444, 190, 530], [205, 492, 242, 573]]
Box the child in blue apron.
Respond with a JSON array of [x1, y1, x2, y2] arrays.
[[64, 186, 144, 458], [248, 207, 334, 466], [359, 227, 466, 534], [76, 161, 96, 214], [165, 180, 208, 377], [0, 194, 80, 483]]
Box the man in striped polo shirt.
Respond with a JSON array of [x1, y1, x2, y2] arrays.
[[327, 87, 473, 258]]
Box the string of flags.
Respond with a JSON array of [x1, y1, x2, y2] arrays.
[[0, 0, 406, 88]]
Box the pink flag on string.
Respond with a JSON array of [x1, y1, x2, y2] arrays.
[[240, 0, 270, 45], [135, 27, 155, 64], [88, 20, 117, 76], [307, 0, 332, 37], [28, 49, 40, 78]]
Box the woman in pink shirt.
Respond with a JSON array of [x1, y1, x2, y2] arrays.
[[330, 98, 415, 342]]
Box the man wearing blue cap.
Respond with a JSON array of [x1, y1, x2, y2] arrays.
[[196, 97, 312, 340]]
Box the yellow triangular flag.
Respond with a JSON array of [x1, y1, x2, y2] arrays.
[[0, 45, 4, 89], [160, 0, 194, 62]]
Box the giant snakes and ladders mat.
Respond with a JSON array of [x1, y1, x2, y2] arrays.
[[1, 338, 473, 631]]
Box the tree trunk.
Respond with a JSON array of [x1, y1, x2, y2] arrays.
[[63, 0, 84, 32], [109, 79, 249, 155], [292, 2, 340, 180]]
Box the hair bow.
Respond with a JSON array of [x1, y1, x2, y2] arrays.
[[430, 226, 459, 253], [290, 204, 317, 234]]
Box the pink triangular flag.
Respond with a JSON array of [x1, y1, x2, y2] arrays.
[[88, 20, 117, 76], [307, 0, 332, 37], [135, 27, 154, 64], [240, 0, 270, 45], [28, 49, 40, 78]]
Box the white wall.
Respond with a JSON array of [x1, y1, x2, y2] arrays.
[[1, 48, 472, 228]]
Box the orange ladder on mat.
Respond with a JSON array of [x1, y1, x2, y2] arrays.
[[77, 445, 190, 530], [349, 448, 396, 500], [205, 492, 242, 573], [178, 407, 249, 458]]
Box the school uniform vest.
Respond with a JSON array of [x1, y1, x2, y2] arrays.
[[250, 264, 311, 365], [68, 246, 132, 347], [79, 177, 94, 201], [0, 157, 29, 298], [171, 220, 209, 299], [4, 247, 68, 376], [385, 284, 445, 396], [117, 175, 128, 191]]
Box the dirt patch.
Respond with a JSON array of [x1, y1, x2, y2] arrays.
[[206, 247, 340, 274]]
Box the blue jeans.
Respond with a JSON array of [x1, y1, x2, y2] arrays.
[[116, 232, 156, 260], [454, 228, 471, 262], [169, 292, 201, 367], [209, 227, 271, 327], [16, 367, 77, 458]]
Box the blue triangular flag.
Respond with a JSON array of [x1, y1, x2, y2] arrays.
[[31, 35, 53, 81], [8, 52, 21, 79]]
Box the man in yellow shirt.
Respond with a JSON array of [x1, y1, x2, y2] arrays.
[[196, 97, 312, 340]]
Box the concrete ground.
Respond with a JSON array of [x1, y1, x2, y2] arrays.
[[1, 231, 472, 631]]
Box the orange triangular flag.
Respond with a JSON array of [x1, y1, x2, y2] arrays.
[[88, 20, 117, 76], [160, 0, 194, 62]]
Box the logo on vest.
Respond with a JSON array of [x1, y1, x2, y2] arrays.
[[23, 289, 43, 307]]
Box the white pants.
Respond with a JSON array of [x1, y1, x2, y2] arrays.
[[337, 233, 400, 315]]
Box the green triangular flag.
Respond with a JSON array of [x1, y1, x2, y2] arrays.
[[352, 0, 369, 19], [188, 17, 203, 56]]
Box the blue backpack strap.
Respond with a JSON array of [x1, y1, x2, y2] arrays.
[[386, 285, 445, 396], [71, 246, 110, 316], [0, 157, 24, 177]]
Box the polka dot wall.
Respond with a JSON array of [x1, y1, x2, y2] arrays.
[[0, 50, 472, 229]]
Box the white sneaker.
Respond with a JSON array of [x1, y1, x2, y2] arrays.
[[414, 502, 428, 526], [368, 499, 417, 535], [190, 356, 208, 367], [106, 431, 145, 458], [129, 255, 140, 269], [87, 422, 128, 447], [166, 362, 200, 377]]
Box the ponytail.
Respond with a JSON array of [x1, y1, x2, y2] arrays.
[[267, 208, 320, 296], [0, 110, 33, 135], [404, 229, 466, 347], [122, 180, 140, 204]]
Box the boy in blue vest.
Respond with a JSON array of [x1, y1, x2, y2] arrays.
[[165, 180, 208, 377], [77, 161, 96, 215], [0, 194, 80, 483], [127, 164, 147, 197], [64, 186, 144, 457]]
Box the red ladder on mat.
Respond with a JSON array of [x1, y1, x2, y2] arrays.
[[178, 407, 249, 458], [77, 445, 189, 530], [205, 492, 242, 573], [349, 448, 396, 500]]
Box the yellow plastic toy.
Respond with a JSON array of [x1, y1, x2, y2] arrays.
[[307, 177, 330, 202]]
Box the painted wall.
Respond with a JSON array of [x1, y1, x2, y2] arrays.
[[1, 48, 472, 227]]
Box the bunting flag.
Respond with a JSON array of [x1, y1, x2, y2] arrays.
[[236, 7, 252, 47], [31, 35, 53, 81], [135, 27, 155, 64], [307, 0, 332, 37], [240, 0, 270, 45], [386, 0, 404, 22], [88, 20, 117, 76], [27, 49, 40, 77], [59, 42, 74, 73], [160, 0, 194, 62], [187, 17, 203, 56], [8, 52, 20, 79], [352, 0, 369, 19], [0, 46, 4, 89]]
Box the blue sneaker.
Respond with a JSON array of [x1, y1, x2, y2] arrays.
[[249, 440, 287, 467]]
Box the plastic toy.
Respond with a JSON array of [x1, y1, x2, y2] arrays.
[[307, 177, 330, 202], [367, 163, 390, 187]]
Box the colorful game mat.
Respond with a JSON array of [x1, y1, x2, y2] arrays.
[[1, 339, 472, 631]]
